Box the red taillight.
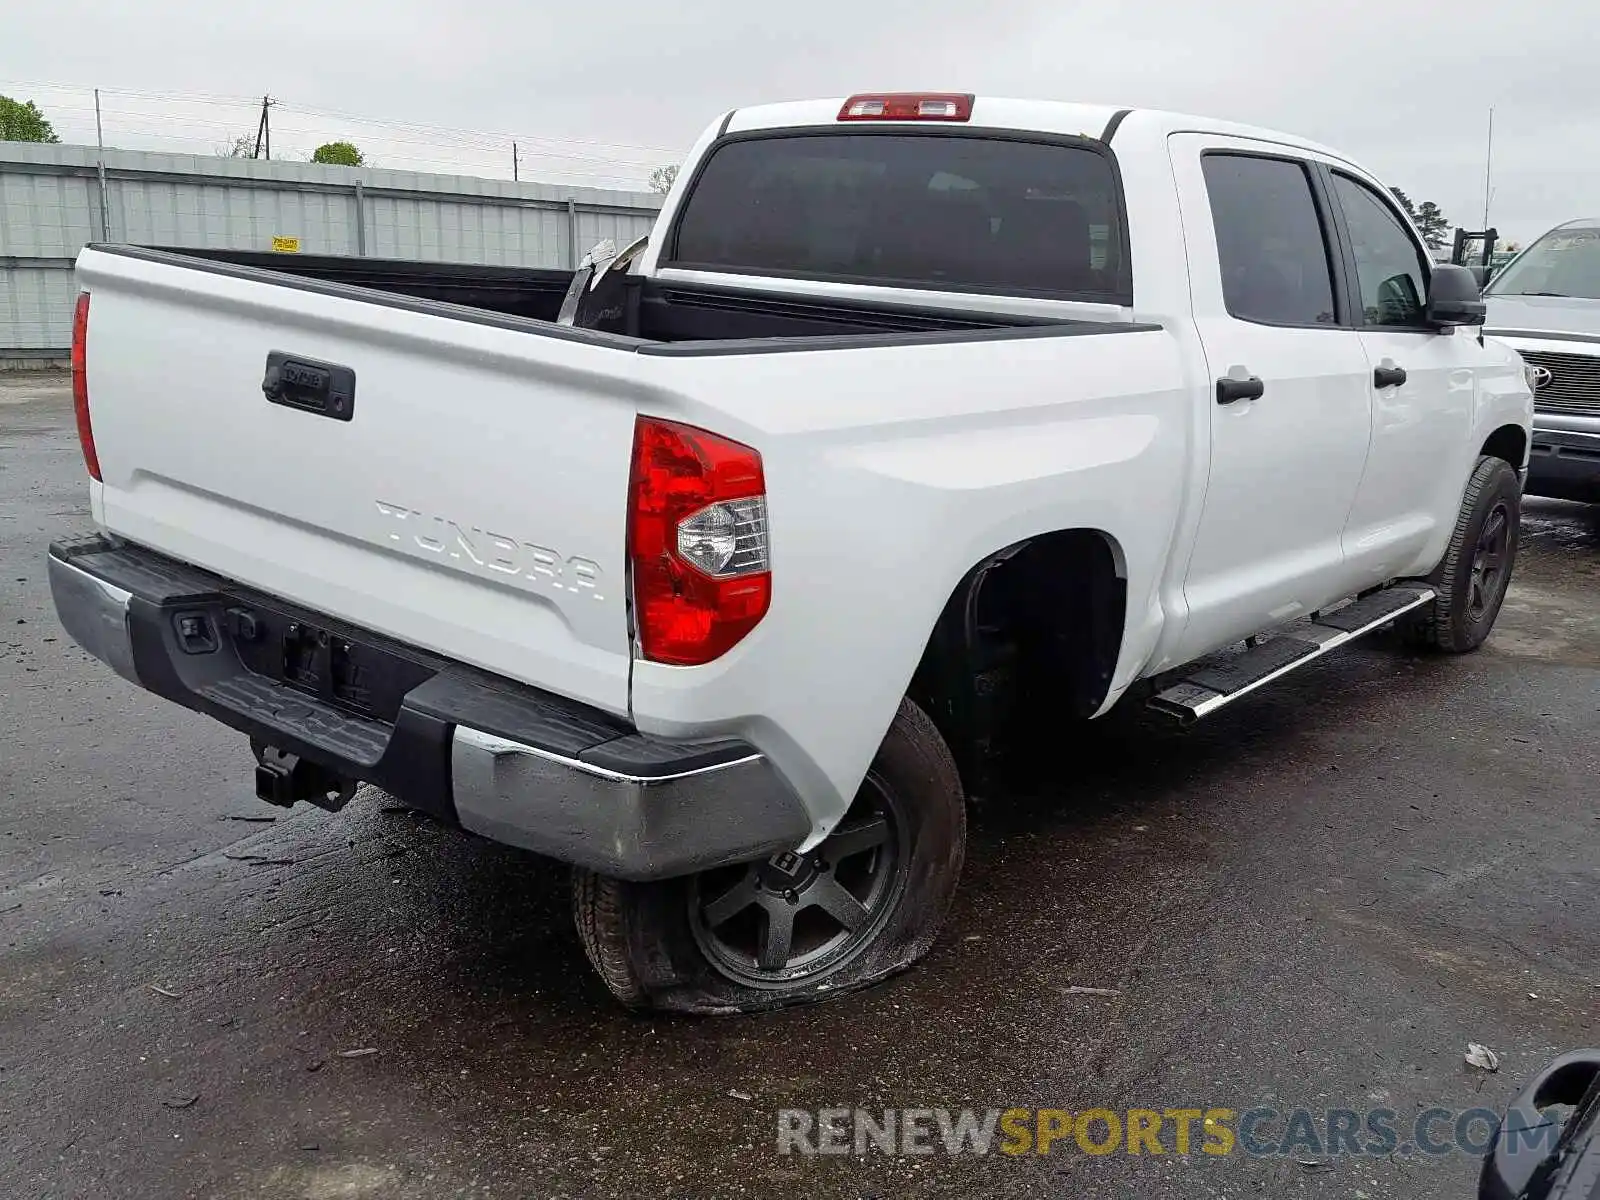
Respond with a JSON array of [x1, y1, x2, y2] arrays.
[[838, 93, 974, 122], [70, 291, 101, 481], [629, 417, 770, 666]]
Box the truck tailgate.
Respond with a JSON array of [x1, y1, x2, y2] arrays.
[[76, 246, 641, 715]]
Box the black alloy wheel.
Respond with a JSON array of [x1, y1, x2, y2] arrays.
[[687, 773, 909, 987], [1468, 500, 1512, 621]]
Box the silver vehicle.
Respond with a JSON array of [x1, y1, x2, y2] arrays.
[[1483, 219, 1600, 502]]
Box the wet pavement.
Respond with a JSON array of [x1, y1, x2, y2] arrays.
[[2, 373, 1596, 1199]]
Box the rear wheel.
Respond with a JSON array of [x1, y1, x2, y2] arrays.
[[1403, 455, 1521, 653], [571, 698, 966, 1014]]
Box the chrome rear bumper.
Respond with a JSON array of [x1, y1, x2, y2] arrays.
[[49, 536, 809, 880]]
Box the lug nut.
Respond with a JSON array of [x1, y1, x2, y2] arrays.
[[784, 889, 798, 904]]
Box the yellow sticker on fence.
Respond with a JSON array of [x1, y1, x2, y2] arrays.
[[271, 236, 301, 253]]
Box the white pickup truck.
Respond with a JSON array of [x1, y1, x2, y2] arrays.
[[52, 93, 1532, 1014]]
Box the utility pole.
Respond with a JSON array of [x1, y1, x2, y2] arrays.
[[513, 141, 519, 182], [1481, 106, 1494, 230], [93, 88, 110, 241], [253, 95, 276, 160]]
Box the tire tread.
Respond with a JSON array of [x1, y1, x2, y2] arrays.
[[1405, 454, 1520, 653], [572, 867, 649, 1009]]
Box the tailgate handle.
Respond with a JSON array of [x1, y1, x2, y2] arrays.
[[262, 352, 356, 422]]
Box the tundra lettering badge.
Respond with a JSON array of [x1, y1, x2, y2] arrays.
[[374, 501, 604, 600]]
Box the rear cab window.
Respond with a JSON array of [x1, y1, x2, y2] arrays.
[[665, 131, 1131, 303]]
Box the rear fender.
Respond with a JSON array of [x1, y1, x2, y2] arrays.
[[627, 328, 1190, 848]]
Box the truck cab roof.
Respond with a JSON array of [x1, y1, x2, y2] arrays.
[[722, 96, 1353, 164]]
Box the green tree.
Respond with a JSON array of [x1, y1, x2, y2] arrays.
[[1387, 187, 1451, 250], [311, 141, 364, 166], [1412, 200, 1451, 251], [648, 164, 679, 194], [0, 95, 60, 143]]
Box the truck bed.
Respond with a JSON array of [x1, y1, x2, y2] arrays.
[[144, 247, 1079, 345]]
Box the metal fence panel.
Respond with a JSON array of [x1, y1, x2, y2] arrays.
[[2, 169, 97, 258], [0, 143, 662, 355], [1, 264, 76, 349], [363, 194, 571, 265], [112, 179, 362, 256]]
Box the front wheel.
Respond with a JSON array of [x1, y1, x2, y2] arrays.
[[1403, 455, 1522, 653], [571, 698, 966, 1014]]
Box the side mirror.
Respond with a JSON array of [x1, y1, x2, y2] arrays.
[[1467, 264, 1492, 289], [1427, 264, 1487, 328]]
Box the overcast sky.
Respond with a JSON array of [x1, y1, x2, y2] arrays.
[[6, 0, 1597, 241]]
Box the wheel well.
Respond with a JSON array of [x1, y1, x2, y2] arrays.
[[909, 529, 1127, 796], [1481, 424, 1527, 471]]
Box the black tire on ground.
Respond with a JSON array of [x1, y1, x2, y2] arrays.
[[570, 697, 967, 1015], [1402, 455, 1522, 653]]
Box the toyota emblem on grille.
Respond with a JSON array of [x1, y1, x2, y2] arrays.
[[1527, 364, 1554, 391]]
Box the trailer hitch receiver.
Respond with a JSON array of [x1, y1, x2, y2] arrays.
[[252, 742, 358, 811]]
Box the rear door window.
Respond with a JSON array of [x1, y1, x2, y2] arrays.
[[1201, 153, 1338, 327], [668, 133, 1130, 302]]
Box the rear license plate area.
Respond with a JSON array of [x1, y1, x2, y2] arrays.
[[223, 600, 436, 721]]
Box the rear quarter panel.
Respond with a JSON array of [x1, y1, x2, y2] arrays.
[[629, 327, 1194, 843]]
